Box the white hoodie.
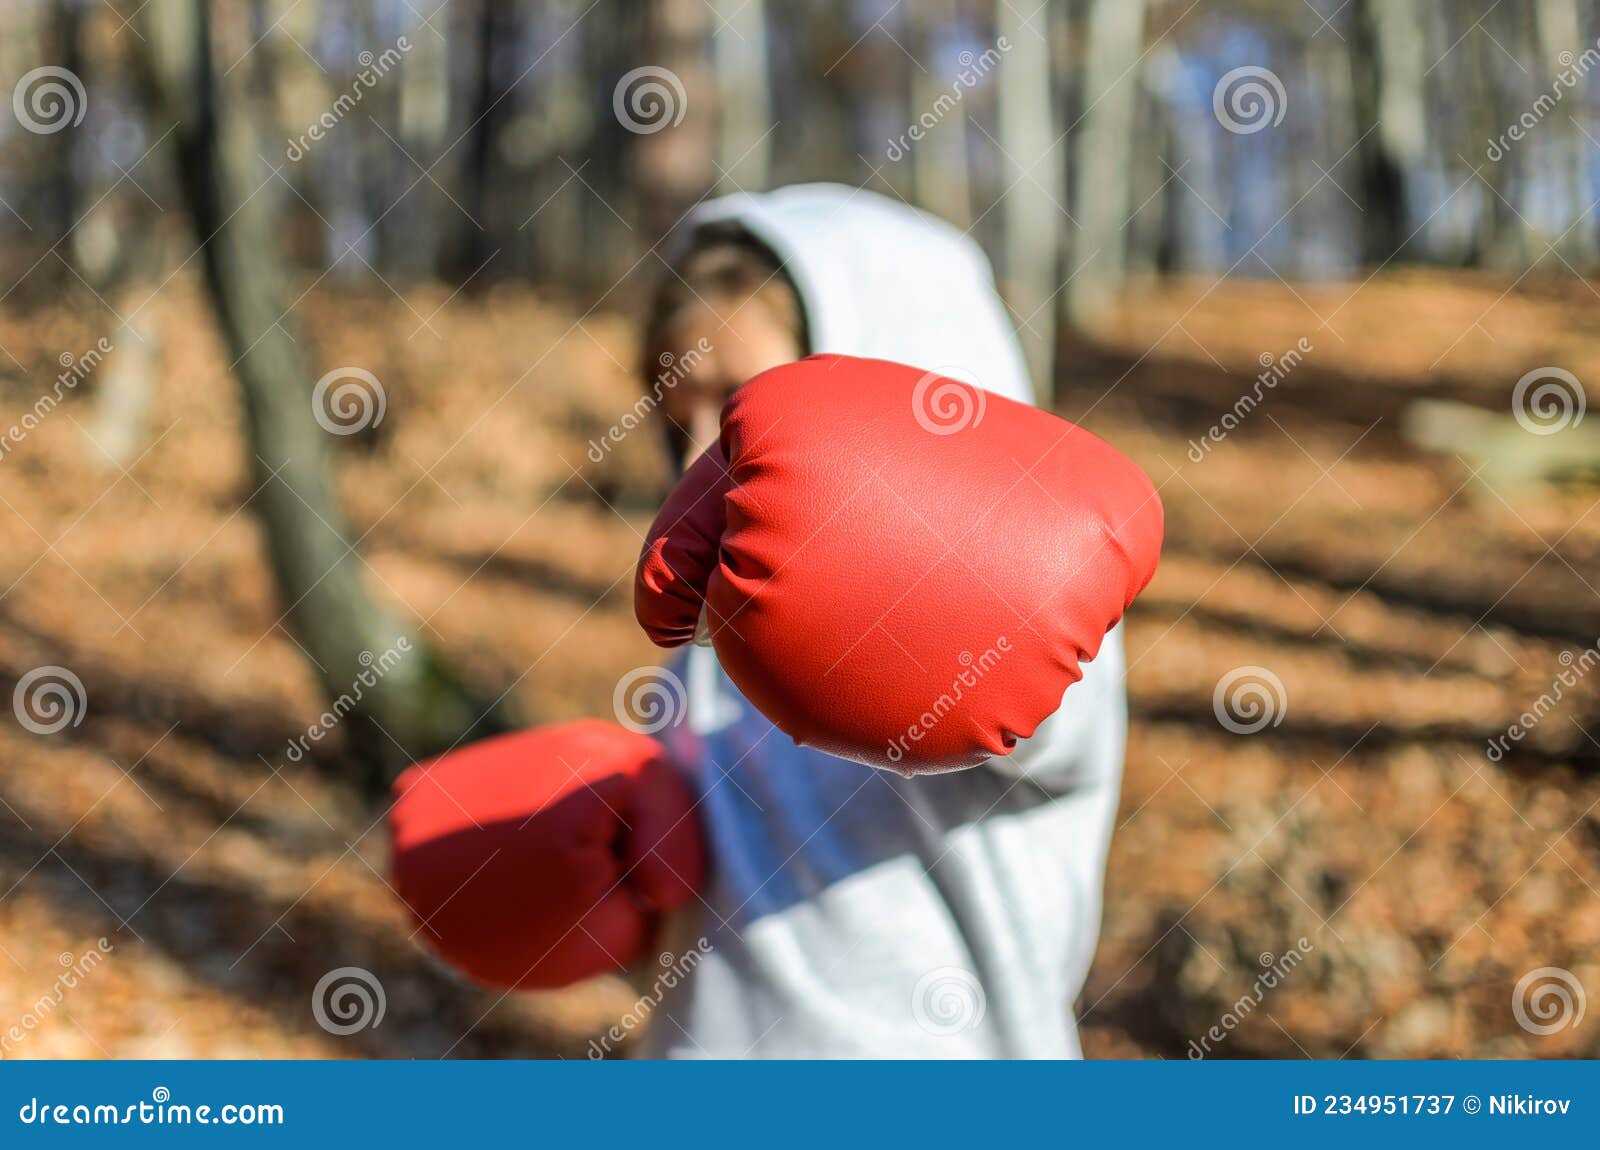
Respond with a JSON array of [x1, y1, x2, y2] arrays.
[[642, 184, 1126, 1059]]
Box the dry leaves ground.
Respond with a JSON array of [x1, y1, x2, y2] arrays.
[[0, 270, 1596, 1058]]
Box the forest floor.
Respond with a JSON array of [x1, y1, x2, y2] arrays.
[[0, 268, 1597, 1059]]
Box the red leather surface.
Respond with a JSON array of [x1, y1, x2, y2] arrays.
[[636, 354, 1164, 772], [388, 720, 705, 990], [636, 442, 733, 647]]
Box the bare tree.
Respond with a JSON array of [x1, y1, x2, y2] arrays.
[[1126, 42, 1176, 278], [908, 0, 970, 228], [398, 1, 453, 278], [511, 0, 596, 287], [1536, 0, 1596, 266], [258, 0, 331, 268], [130, 0, 513, 792], [997, 2, 1064, 400], [1350, 0, 1427, 266], [712, 0, 772, 193], [580, 1, 648, 293], [447, 0, 519, 284], [1472, 0, 1533, 268], [1065, 0, 1145, 335], [632, 0, 716, 244], [48, 0, 85, 259]]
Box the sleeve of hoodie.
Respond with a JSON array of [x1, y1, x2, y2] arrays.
[[984, 623, 1129, 793]]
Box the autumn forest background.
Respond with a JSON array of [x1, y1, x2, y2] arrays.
[[1, 0, 1599, 1058]]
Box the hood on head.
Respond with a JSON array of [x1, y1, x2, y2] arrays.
[[681, 184, 1037, 407]]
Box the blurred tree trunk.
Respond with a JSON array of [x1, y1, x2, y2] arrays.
[[48, 0, 84, 261], [342, 0, 395, 278], [516, 0, 592, 286], [633, 0, 716, 245], [908, 0, 970, 227], [1350, 0, 1426, 266], [85, 300, 158, 471], [1410, 0, 1458, 264], [1065, 0, 1144, 335], [789, 11, 859, 186], [129, 0, 513, 793], [1, 8, 42, 290], [581, 1, 646, 294], [1537, 0, 1596, 266], [446, 0, 515, 284], [712, 0, 771, 193], [398, 4, 452, 279], [81, 212, 166, 471], [1473, 1, 1531, 269], [1300, 35, 1349, 273], [1126, 44, 1174, 278], [262, 0, 329, 269], [998, 2, 1065, 401]]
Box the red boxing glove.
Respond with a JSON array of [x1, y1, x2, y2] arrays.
[[636, 355, 1163, 773], [388, 721, 705, 990]]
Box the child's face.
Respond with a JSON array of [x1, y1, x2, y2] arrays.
[[659, 297, 801, 467]]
